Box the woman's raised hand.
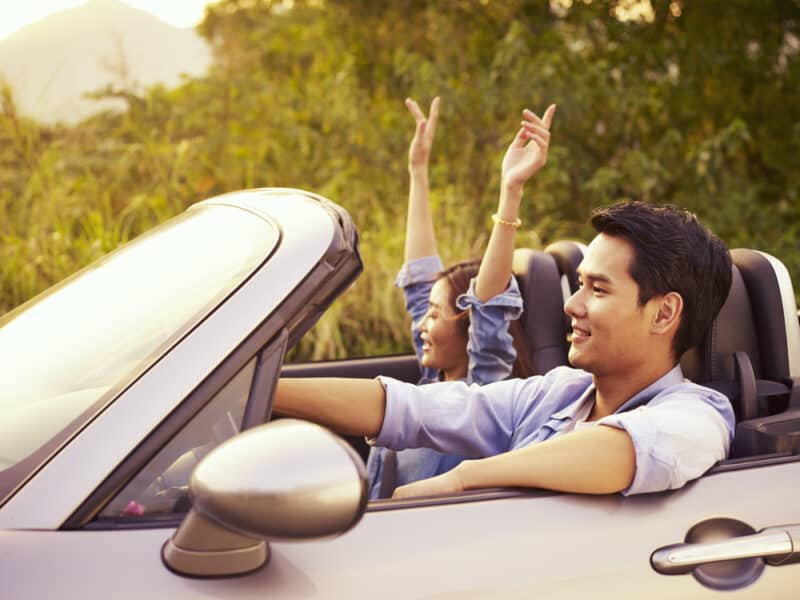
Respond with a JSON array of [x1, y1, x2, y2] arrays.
[[501, 104, 556, 189], [406, 97, 440, 170]]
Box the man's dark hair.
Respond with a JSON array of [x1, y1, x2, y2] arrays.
[[591, 201, 732, 359]]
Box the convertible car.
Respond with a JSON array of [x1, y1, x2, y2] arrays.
[[1, 188, 799, 598]]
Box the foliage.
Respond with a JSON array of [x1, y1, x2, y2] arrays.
[[2, 0, 799, 360]]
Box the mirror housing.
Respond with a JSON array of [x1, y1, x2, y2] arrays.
[[163, 419, 368, 577]]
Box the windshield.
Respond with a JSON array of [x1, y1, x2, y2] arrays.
[[0, 203, 279, 502]]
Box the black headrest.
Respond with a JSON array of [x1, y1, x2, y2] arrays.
[[545, 240, 585, 296], [512, 249, 569, 375], [681, 264, 761, 385], [545, 240, 586, 341]]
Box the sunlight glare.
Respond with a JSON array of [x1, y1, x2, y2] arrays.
[[0, 0, 211, 40]]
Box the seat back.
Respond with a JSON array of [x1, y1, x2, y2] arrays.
[[680, 249, 800, 423], [512, 248, 570, 375], [545, 240, 586, 338], [725, 250, 800, 457], [545, 240, 587, 301], [681, 265, 760, 388]]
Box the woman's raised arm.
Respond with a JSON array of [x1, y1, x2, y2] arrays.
[[474, 104, 556, 302], [404, 96, 440, 263]]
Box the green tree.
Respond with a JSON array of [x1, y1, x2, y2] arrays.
[[2, 0, 799, 359]]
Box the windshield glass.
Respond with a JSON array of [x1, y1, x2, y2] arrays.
[[0, 204, 278, 502]]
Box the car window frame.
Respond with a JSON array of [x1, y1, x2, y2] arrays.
[[362, 449, 800, 511], [71, 204, 362, 530]]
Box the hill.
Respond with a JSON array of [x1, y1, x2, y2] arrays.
[[0, 0, 211, 123]]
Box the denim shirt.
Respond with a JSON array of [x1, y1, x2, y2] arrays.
[[375, 364, 735, 496], [366, 255, 523, 499]]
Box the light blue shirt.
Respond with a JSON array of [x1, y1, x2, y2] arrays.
[[366, 255, 523, 499], [375, 364, 735, 495]]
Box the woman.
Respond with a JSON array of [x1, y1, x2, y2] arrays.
[[366, 96, 556, 499]]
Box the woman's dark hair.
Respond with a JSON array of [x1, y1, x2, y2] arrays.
[[437, 259, 534, 379], [590, 201, 732, 359]]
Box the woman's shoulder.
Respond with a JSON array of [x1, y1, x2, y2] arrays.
[[396, 255, 444, 288]]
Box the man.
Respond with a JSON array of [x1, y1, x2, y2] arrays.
[[274, 110, 734, 500]]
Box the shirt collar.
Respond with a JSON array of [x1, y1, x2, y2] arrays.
[[616, 363, 685, 412], [550, 383, 597, 421], [549, 363, 685, 422]]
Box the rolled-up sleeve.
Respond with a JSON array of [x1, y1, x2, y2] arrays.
[[395, 256, 444, 322], [598, 392, 734, 496], [375, 376, 523, 458], [456, 276, 524, 385], [396, 256, 444, 381]]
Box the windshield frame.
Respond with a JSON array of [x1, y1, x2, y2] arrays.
[[0, 203, 280, 506]]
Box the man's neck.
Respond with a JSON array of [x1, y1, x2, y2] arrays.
[[589, 359, 677, 420]]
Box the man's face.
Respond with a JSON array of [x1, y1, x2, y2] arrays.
[[564, 233, 661, 377]]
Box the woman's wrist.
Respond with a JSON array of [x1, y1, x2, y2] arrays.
[[496, 180, 524, 220], [408, 163, 430, 177], [501, 178, 524, 196]]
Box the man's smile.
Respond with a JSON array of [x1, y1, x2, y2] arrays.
[[570, 323, 591, 343]]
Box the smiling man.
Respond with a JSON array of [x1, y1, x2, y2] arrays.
[[275, 202, 734, 499]]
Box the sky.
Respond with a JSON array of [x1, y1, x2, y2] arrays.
[[0, 0, 212, 40]]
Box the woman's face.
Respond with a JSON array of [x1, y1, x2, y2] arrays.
[[417, 278, 469, 380]]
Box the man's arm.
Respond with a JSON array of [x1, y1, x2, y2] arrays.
[[392, 425, 635, 498], [273, 378, 386, 437]]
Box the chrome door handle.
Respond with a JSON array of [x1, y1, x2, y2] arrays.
[[652, 524, 800, 575]]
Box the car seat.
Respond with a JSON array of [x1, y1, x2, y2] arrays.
[[545, 240, 587, 343], [545, 240, 587, 299], [512, 249, 571, 375], [680, 249, 800, 458], [511, 241, 587, 376], [727, 249, 800, 457]]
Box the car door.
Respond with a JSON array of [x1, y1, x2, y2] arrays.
[[4, 333, 798, 597], [2, 451, 798, 599]]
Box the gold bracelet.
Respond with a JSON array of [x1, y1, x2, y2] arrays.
[[491, 213, 522, 228]]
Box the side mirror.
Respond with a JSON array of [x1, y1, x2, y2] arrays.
[[162, 419, 368, 577]]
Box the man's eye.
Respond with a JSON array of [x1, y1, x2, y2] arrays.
[[592, 286, 606, 294]]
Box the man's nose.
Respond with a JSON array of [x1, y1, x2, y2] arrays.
[[564, 288, 584, 318]]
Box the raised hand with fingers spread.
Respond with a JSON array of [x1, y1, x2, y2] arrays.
[[502, 104, 556, 189], [474, 104, 556, 303]]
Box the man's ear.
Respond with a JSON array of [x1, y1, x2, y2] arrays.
[[651, 292, 683, 335]]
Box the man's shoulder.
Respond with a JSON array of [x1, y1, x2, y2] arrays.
[[656, 378, 731, 402], [514, 365, 593, 405], [648, 378, 735, 427]]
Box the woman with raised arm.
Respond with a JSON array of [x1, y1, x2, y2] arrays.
[[365, 97, 556, 499]]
